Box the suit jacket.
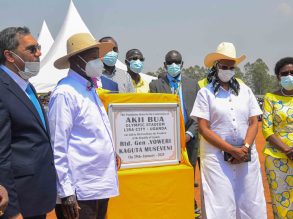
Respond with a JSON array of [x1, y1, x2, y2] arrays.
[[0, 68, 56, 218], [149, 74, 199, 150]]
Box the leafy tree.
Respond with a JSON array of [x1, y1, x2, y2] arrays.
[[243, 59, 277, 95]]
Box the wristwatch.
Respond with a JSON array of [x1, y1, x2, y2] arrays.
[[244, 143, 250, 149]]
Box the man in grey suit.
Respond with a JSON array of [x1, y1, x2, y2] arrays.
[[149, 50, 200, 215]]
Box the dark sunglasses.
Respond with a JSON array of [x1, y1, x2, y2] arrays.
[[25, 44, 41, 54], [279, 71, 293, 77], [166, 61, 182, 65], [128, 56, 145, 62], [218, 64, 235, 71]]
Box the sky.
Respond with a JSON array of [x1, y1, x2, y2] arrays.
[[0, 0, 293, 73]]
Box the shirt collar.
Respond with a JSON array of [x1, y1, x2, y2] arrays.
[[167, 73, 181, 83], [0, 64, 29, 92], [102, 68, 116, 78], [68, 69, 93, 90], [132, 75, 145, 88]]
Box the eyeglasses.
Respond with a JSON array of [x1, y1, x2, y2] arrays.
[[128, 56, 145, 62], [25, 44, 41, 54], [279, 71, 293, 76], [166, 60, 182, 65], [218, 63, 235, 71]]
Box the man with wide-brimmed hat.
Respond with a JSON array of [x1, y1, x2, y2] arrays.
[[48, 33, 120, 219], [190, 42, 267, 219]]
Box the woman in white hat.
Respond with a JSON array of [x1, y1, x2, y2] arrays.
[[190, 42, 267, 219]]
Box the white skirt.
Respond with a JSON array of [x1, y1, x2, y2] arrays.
[[200, 139, 267, 219]]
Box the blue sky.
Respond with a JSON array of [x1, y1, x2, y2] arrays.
[[1, 0, 293, 73]]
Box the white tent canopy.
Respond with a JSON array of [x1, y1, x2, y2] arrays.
[[30, 0, 91, 93], [38, 20, 54, 61], [31, 1, 155, 93]]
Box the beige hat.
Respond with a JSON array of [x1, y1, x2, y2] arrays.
[[54, 33, 114, 69], [204, 42, 246, 68]]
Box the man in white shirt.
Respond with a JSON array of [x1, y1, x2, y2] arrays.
[[49, 33, 120, 219]]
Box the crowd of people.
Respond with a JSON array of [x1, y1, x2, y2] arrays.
[[0, 26, 292, 219]]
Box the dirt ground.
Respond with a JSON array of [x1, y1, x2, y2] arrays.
[[47, 123, 273, 219]]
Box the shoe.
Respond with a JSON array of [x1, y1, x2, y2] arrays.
[[194, 212, 201, 219], [194, 208, 201, 219]]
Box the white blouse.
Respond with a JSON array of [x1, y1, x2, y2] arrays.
[[190, 83, 262, 155]]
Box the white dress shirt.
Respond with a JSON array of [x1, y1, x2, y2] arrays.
[[48, 70, 119, 200]]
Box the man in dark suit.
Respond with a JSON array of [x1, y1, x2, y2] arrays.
[[0, 27, 56, 219], [149, 50, 200, 215]]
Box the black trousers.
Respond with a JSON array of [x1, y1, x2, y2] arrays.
[[55, 199, 109, 219]]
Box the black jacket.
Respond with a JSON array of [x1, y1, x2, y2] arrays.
[[149, 74, 199, 138], [0, 68, 56, 218]]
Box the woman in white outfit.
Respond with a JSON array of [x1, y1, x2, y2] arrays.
[[190, 42, 267, 219]]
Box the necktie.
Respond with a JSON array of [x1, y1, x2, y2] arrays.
[[171, 79, 187, 123], [171, 79, 180, 94], [25, 85, 46, 129]]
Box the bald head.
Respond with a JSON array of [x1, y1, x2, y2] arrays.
[[126, 49, 143, 60], [164, 50, 183, 66], [99, 36, 118, 53]]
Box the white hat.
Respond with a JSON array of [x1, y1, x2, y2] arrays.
[[204, 42, 246, 67]]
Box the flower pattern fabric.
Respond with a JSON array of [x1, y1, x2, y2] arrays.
[[262, 93, 293, 218]]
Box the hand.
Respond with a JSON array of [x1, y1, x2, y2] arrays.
[[61, 195, 80, 219], [230, 146, 249, 162], [0, 185, 8, 216], [116, 154, 122, 170], [185, 134, 191, 143], [285, 147, 293, 160], [9, 213, 22, 219]]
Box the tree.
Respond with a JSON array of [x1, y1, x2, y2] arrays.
[[182, 65, 208, 81], [234, 66, 245, 81], [243, 59, 277, 95], [145, 67, 165, 78]]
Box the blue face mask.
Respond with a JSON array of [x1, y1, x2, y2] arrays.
[[103, 51, 118, 66], [167, 63, 181, 77], [129, 60, 144, 74], [280, 75, 293, 91]]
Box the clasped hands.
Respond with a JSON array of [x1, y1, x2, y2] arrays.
[[228, 145, 250, 164]]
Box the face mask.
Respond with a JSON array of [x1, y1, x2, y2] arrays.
[[11, 51, 40, 80], [167, 63, 181, 77], [280, 75, 293, 91], [217, 69, 235, 82], [79, 56, 103, 78], [103, 51, 118, 67], [129, 60, 144, 74]]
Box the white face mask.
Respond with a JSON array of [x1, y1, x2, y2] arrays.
[[79, 56, 103, 78], [11, 51, 40, 80], [217, 69, 235, 82], [280, 75, 293, 91]]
